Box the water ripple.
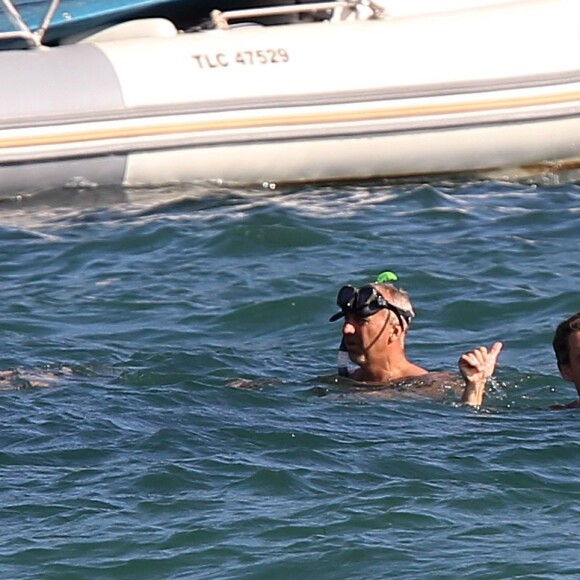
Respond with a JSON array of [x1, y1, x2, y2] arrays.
[[1, 177, 580, 578]]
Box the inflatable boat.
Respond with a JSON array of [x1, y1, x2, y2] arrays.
[[2, 0, 580, 195]]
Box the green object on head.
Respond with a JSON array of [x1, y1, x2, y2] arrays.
[[375, 271, 398, 284]]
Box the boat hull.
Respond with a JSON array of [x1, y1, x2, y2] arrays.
[[2, 0, 580, 193]]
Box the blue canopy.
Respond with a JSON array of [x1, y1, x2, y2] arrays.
[[0, 0, 205, 42]]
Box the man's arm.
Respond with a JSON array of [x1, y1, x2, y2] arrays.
[[459, 342, 503, 406]]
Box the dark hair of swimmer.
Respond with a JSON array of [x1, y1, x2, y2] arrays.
[[553, 312, 580, 370]]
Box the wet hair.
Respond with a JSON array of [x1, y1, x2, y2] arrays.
[[374, 283, 415, 329], [552, 313, 580, 370]]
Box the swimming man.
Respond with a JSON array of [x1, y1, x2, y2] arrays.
[[330, 272, 502, 406]]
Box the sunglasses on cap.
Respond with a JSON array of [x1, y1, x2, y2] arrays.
[[329, 284, 414, 324]]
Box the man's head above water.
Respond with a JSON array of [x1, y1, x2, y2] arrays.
[[329, 273, 427, 383], [553, 312, 580, 393]]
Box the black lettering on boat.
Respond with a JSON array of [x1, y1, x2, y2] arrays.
[[191, 53, 229, 68], [269, 48, 289, 63], [216, 53, 229, 67], [193, 49, 289, 69], [234, 49, 290, 65], [235, 51, 252, 65]]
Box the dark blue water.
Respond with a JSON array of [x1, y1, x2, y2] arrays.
[[1, 177, 579, 578]]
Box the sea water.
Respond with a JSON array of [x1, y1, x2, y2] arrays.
[[0, 177, 579, 578]]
